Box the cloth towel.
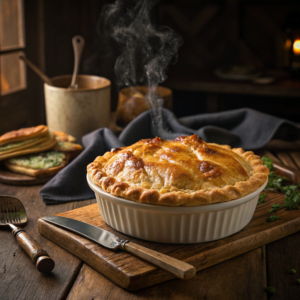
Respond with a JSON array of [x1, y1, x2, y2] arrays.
[[40, 108, 300, 204]]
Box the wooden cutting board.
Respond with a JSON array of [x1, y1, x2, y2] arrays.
[[38, 190, 300, 291]]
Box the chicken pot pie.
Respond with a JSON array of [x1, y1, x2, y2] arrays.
[[87, 134, 269, 206]]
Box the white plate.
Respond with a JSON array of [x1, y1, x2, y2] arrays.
[[215, 68, 260, 81]]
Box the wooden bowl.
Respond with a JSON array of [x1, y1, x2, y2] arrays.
[[116, 86, 172, 127]]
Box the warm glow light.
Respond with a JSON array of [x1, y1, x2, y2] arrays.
[[0, 74, 10, 93], [285, 39, 292, 48], [293, 40, 300, 55]]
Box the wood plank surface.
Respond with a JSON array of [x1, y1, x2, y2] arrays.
[[276, 152, 298, 170], [1, 150, 300, 299], [67, 248, 267, 300], [262, 151, 280, 163], [265, 151, 300, 300], [0, 164, 53, 185], [266, 232, 300, 300], [38, 190, 300, 291], [289, 151, 300, 169], [0, 182, 96, 300]]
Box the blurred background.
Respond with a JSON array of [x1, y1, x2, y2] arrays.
[[0, 0, 300, 135]]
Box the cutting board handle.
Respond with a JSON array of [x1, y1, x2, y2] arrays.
[[124, 242, 196, 280]]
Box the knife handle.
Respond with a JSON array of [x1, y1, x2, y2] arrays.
[[9, 224, 55, 273], [124, 242, 196, 279]]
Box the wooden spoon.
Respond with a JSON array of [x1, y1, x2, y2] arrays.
[[19, 56, 53, 86], [69, 35, 85, 89]]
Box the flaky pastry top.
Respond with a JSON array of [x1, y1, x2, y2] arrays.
[[87, 134, 269, 206]]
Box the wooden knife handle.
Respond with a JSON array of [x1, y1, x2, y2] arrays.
[[124, 242, 196, 280], [9, 224, 55, 273]]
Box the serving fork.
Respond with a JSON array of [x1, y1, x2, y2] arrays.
[[0, 195, 54, 273]]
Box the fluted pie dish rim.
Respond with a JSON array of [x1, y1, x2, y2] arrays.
[[87, 173, 267, 243]]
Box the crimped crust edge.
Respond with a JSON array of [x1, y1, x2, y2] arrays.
[[87, 146, 269, 206]]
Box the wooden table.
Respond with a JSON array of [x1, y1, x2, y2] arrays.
[[1, 150, 300, 300]]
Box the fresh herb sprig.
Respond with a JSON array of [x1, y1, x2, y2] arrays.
[[262, 156, 300, 211], [258, 193, 266, 204], [262, 157, 290, 192], [268, 203, 280, 213], [267, 215, 281, 222], [262, 156, 274, 171], [282, 184, 300, 210]]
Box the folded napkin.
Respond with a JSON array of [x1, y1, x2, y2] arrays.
[[40, 108, 300, 204]]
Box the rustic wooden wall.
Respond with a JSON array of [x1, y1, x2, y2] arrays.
[[0, 0, 45, 135], [159, 0, 300, 69], [159, 0, 300, 121], [42, 0, 118, 109], [0, 0, 299, 135], [0, 0, 113, 135]]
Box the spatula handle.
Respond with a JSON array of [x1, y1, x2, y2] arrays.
[[124, 242, 196, 279], [9, 224, 55, 273]]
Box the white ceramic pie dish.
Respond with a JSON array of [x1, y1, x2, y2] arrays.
[[87, 173, 268, 244]]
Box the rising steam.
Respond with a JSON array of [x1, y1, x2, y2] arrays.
[[100, 0, 182, 139]]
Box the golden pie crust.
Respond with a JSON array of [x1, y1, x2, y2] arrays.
[[87, 134, 269, 206]]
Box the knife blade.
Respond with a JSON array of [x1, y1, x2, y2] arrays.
[[43, 216, 122, 250], [42, 216, 196, 280]]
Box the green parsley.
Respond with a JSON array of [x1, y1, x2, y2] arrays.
[[261, 156, 300, 212], [296, 279, 300, 285], [265, 170, 289, 192], [258, 193, 266, 204], [282, 185, 300, 210], [262, 156, 289, 192], [290, 269, 296, 274], [262, 156, 273, 171], [268, 203, 281, 213], [267, 215, 281, 222], [265, 286, 275, 295]]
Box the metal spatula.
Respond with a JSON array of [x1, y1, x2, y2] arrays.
[[0, 195, 54, 273]]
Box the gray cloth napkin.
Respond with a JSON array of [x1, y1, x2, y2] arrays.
[[40, 108, 300, 204]]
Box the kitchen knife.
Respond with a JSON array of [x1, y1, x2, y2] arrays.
[[43, 216, 196, 280]]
